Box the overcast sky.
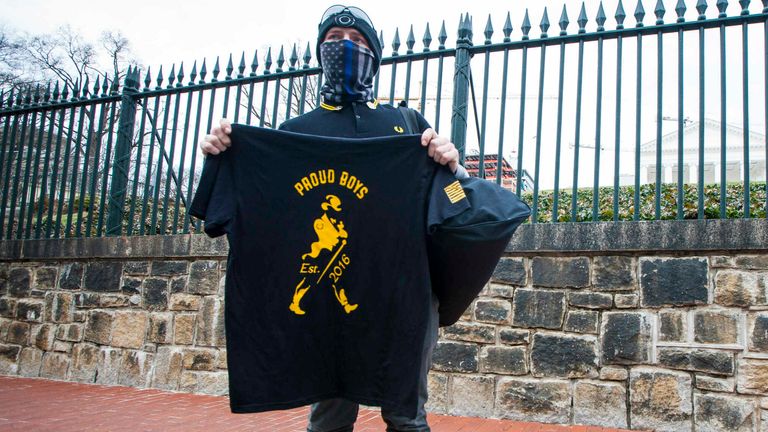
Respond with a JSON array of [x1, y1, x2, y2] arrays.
[[3, 0, 763, 73]]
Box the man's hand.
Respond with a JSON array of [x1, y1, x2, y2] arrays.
[[421, 128, 459, 173], [199, 119, 232, 155]]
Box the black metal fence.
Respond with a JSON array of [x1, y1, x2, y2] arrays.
[[0, 0, 766, 239]]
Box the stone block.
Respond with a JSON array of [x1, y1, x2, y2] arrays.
[[573, 380, 627, 428], [33, 324, 55, 351], [143, 278, 169, 311], [170, 293, 201, 311], [6, 321, 30, 345], [196, 297, 225, 347], [629, 367, 692, 431], [215, 349, 227, 369], [737, 360, 768, 395], [479, 346, 527, 375], [511, 289, 566, 329], [118, 350, 154, 387], [694, 310, 740, 345], [188, 261, 219, 295], [152, 261, 188, 277], [593, 256, 636, 291], [499, 329, 529, 345], [614, 294, 639, 308], [0, 298, 16, 318], [564, 310, 599, 334], [124, 261, 149, 275], [151, 346, 183, 391], [425, 372, 448, 414], [18, 347, 43, 377], [600, 366, 629, 381], [694, 393, 755, 432], [496, 378, 570, 423], [531, 257, 589, 288], [171, 277, 187, 294], [659, 310, 687, 342], [449, 375, 495, 417], [16, 300, 43, 322], [657, 348, 734, 376], [58, 263, 84, 290], [8, 268, 31, 297], [40, 352, 70, 379], [431, 342, 478, 373], [52, 340, 72, 353], [568, 292, 612, 309], [83, 262, 123, 292], [111, 311, 148, 349], [715, 270, 767, 307], [55, 324, 83, 342], [84, 310, 113, 345], [121, 277, 142, 295], [531, 332, 598, 378], [46, 292, 73, 323], [99, 294, 130, 308], [71, 343, 99, 383], [191, 234, 229, 256], [148, 313, 173, 344], [487, 283, 514, 298], [182, 348, 217, 371], [601, 312, 652, 365], [95, 348, 122, 385], [34, 267, 57, 290], [735, 255, 768, 270], [174, 314, 196, 345], [474, 299, 511, 324], [75, 293, 100, 308], [180, 371, 229, 395], [492, 258, 527, 286], [640, 258, 708, 307], [0, 343, 20, 374], [441, 322, 495, 344], [750, 312, 768, 352], [696, 375, 735, 392]]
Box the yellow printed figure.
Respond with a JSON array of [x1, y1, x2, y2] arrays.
[[290, 195, 358, 316]]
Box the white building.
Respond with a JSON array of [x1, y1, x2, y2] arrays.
[[638, 119, 766, 185]]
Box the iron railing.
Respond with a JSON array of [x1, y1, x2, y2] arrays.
[[0, 0, 766, 239]]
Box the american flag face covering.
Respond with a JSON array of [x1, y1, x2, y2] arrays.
[[319, 40, 375, 104]]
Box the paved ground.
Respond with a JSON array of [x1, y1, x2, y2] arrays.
[[0, 376, 643, 431]]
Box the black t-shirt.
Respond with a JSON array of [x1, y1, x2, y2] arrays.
[[190, 124, 468, 416]]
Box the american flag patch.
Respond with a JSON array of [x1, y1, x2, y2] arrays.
[[443, 180, 466, 204]]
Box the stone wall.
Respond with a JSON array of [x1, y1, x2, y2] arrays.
[[0, 219, 766, 431]]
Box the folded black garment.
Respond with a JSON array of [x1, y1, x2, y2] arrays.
[[427, 177, 531, 327]]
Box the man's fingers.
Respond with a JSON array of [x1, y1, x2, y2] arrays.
[[421, 128, 438, 146], [219, 118, 232, 134]]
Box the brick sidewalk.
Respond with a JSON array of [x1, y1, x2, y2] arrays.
[[0, 376, 642, 432]]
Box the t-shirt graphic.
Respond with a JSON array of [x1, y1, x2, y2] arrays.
[[190, 124, 469, 417]]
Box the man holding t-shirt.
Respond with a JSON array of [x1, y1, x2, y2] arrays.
[[199, 5, 467, 431]]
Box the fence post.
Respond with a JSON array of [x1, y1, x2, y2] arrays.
[[450, 14, 473, 162], [105, 67, 139, 236]]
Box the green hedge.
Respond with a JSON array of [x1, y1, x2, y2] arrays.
[[522, 182, 768, 223]]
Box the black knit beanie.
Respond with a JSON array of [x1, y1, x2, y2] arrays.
[[316, 6, 382, 75]]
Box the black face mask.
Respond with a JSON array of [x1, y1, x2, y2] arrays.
[[319, 40, 375, 104]]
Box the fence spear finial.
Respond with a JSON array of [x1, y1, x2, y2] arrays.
[[739, 0, 750, 14], [302, 43, 311, 69], [635, 0, 647, 26], [190, 61, 198, 85], [93, 75, 100, 98], [276, 46, 285, 73], [225, 54, 234, 79], [559, 4, 570, 35], [423, 23, 432, 51], [503, 12, 513, 42], [406, 25, 416, 53], [176, 62, 184, 87], [167, 64, 176, 88], [264, 48, 272, 74], [484, 15, 494, 44], [616, 0, 627, 28], [655, 0, 667, 24], [289, 44, 298, 71], [521, 9, 532, 40], [578, 2, 589, 33], [716, 0, 729, 17], [251, 50, 260, 76], [156, 65, 165, 88], [696, 0, 708, 19], [199, 60, 208, 83], [596, 2, 607, 31], [238, 52, 246, 78], [676, 0, 688, 21], [392, 27, 401, 56], [438, 20, 447, 49]]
